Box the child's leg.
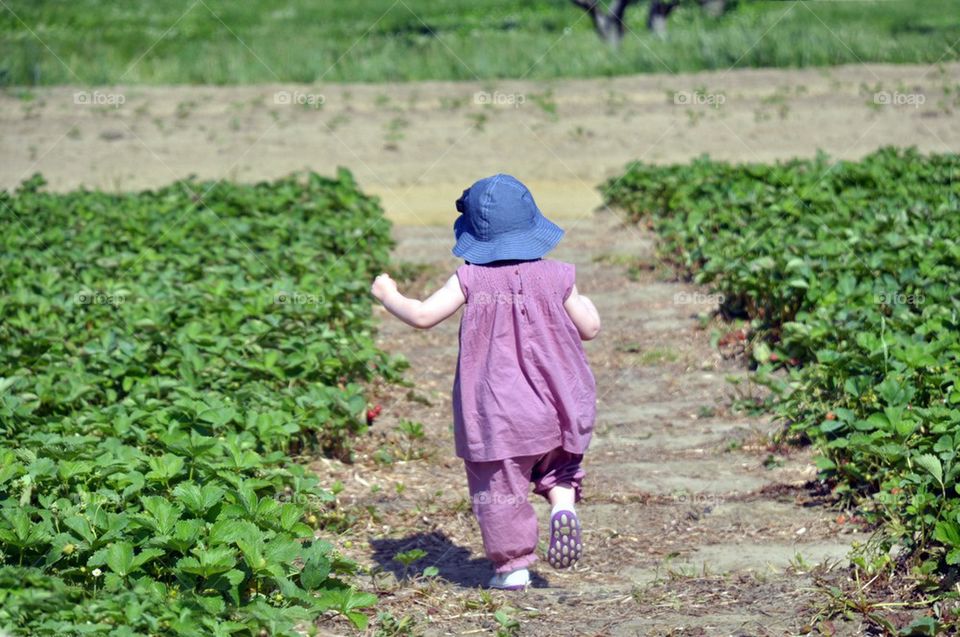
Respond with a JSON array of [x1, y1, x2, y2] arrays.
[[531, 448, 585, 569], [531, 448, 585, 506], [463, 457, 539, 574], [547, 485, 576, 513]]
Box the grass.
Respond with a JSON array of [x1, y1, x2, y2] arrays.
[[0, 1, 957, 85]]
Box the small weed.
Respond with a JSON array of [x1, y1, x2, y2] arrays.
[[440, 95, 467, 110], [327, 112, 351, 131], [860, 81, 885, 111], [175, 99, 197, 119], [637, 347, 678, 365], [529, 89, 558, 120], [686, 108, 705, 126], [463, 590, 500, 612], [393, 549, 427, 578], [397, 420, 426, 460], [468, 112, 488, 131], [374, 611, 417, 637], [405, 389, 432, 406], [755, 86, 792, 121], [604, 89, 629, 115], [384, 116, 409, 148], [762, 453, 784, 469], [724, 438, 743, 452], [495, 608, 521, 637], [374, 447, 394, 465]]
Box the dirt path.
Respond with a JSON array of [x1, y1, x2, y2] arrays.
[[317, 211, 870, 636], [2, 63, 958, 225]]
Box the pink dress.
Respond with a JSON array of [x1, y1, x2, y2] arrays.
[[452, 259, 596, 462]]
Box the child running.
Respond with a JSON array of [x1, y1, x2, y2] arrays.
[[370, 174, 600, 590]]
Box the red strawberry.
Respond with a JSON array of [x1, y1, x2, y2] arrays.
[[366, 404, 383, 426], [769, 353, 780, 362], [825, 411, 836, 421]]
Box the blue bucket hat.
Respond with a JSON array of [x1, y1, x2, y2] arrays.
[[452, 174, 564, 264]]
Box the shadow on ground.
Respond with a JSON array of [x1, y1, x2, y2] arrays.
[[369, 531, 551, 589]]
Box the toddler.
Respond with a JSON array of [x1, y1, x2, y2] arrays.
[[370, 174, 599, 590]]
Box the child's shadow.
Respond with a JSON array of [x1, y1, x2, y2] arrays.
[[369, 530, 549, 589]]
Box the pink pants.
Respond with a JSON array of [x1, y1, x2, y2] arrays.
[[464, 447, 585, 573]]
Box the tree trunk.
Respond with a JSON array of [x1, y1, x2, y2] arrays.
[[570, 0, 634, 48], [700, 0, 726, 18], [647, 0, 679, 36], [572, 0, 724, 42]]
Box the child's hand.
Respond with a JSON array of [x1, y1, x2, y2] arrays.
[[371, 273, 398, 301]]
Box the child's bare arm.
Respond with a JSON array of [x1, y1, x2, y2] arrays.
[[564, 284, 601, 340], [371, 272, 465, 329]]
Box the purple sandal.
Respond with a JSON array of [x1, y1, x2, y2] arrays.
[[547, 509, 582, 568]]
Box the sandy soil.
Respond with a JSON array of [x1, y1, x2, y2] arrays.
[[311, 213, 888, 636], [2, 63, 958, 225]]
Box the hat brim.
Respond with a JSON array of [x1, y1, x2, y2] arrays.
[[452, 214, 564, 264]]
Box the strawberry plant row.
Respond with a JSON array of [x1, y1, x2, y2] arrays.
[[603, 147, 960, 580], [0, 170, 404, 635]]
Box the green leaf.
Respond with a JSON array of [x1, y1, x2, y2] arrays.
[[145, 454, 185, 483], [105, 542, 135, 577], [136, 496, 182, 535], [199, 406, 238, 428], [176, 546, 237, 577], [346, 611, 369, 630], [752, 342, 771, 364], [933, 521, 960, 548], [813, 455, 837, 471], [236, 538, 268, 573], [173, 482, 225, 515], [913, 454, 944, 487]]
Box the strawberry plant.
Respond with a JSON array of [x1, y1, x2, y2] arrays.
[[0, 170, 403, 635], [604, 147, 960, 584]]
